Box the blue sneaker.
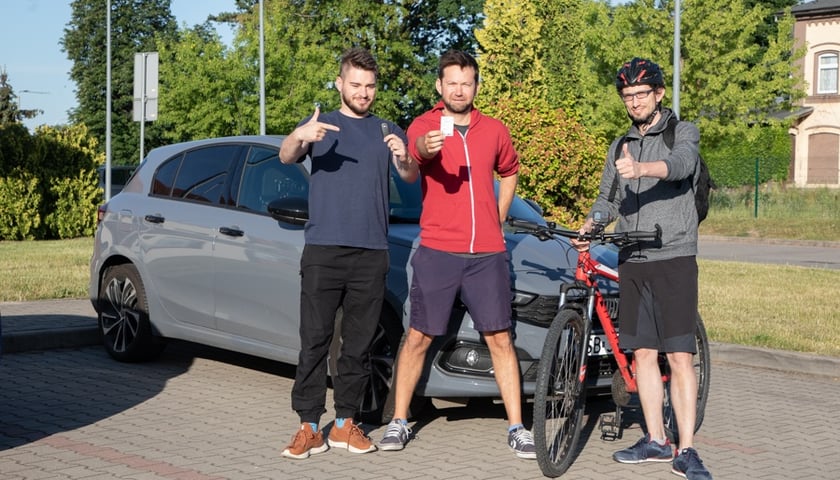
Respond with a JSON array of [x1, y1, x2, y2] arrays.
[[612, 434, 673, 463], [508, 426, 536, 459], [378, 419, 411, 451], [672, 447, 713, 479]]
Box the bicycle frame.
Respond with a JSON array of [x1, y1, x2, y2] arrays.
[[560, 247, 643, 394]]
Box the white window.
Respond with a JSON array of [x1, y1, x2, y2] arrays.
[[817, 53, 838, 95]]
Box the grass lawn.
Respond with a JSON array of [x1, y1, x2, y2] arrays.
[[2, 233, 839, 356]]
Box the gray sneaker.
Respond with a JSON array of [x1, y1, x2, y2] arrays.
[[672, 447, 713, 479], [508, 426, 536, 459], [379, 420, 411, 451], [613, 434, 673, 463]]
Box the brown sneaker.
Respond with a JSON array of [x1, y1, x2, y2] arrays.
[[281, 423, 329, 459], [327, 419, 377, 453]]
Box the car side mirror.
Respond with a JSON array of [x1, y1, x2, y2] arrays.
[[268, 197, 308, 226]]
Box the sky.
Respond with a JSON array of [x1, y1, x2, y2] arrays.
[[0, 0, 238, 131]]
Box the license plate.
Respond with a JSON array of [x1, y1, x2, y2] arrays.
[[588, 334, 613, 356]]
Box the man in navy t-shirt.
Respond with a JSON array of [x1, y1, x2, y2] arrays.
[[278, 47, 418, 459]]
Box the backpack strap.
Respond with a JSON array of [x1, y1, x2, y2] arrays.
[[607, 135, 626, 204], [663, 116, 678, 149]]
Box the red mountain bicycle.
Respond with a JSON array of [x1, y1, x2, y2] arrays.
[[507, 215, 710, 478]]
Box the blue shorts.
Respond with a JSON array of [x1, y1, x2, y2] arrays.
[[408, 246, 512, 336]]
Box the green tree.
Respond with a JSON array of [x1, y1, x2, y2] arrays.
[[404, 0, 484, 56], [159, 0, 431, 134], [474, 0, 547, 104], [475, 0, 606, 223], [156, 24, 249, 142], [62, 0, 177, 165], [0, 69, 41, 127], [576, 0, 803, 146]]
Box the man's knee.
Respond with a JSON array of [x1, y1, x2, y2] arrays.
[[403, 328, 434, 353], [666, 351, 695, 371], [483, 329, 514, 353]]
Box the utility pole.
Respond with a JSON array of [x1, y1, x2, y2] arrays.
[[673, 0, 681, 118], [259, 1, 266, 135]]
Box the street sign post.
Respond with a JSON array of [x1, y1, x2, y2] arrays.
[[133, 52, 159, 163]]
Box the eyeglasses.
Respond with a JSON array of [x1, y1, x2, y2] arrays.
[[620, 89, 655, 103]]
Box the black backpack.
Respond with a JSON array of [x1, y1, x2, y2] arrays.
[[609, 117, 715, 223]]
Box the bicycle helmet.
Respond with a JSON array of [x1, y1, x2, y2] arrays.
[[615, 57, 664, 91]]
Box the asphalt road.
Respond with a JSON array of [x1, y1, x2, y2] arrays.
[[698, 236, 840, 269]]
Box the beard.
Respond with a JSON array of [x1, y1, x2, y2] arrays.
[[629, 103, 661, 127], [443, 98, 472, 115], [341, 91, 371, 116]]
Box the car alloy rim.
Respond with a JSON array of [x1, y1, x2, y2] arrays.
[[100, 276, 141, 354]]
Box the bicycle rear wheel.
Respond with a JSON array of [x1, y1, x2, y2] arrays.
[[663, 311, 711, 444], [533, 309, 588, 477]]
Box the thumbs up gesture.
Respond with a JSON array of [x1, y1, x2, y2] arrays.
[[615, 143, 641, 179]]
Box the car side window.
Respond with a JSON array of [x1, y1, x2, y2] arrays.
[[237, 146, 309, 213], [151, 145, 242, 204], [152, 156, 180, 196]]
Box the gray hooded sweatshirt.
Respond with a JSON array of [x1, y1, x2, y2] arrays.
[[589, 107, 701, 263]]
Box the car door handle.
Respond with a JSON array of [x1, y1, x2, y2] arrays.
[[144, 214, 164, 224], [219, 226, 244, 237]]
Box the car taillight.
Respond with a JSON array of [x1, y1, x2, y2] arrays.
[[97, 204, 107, 225]]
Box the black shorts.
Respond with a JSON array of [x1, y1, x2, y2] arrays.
[[617, 256, 698, 353]]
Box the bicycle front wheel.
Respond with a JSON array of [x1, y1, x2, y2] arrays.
[[533, 309, 588, 478]]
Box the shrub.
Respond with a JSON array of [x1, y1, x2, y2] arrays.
[[0, 171, 41, 240], [44, 169, 101, 239], [485, 96, 606, 225], [703, 123, 790, 188]]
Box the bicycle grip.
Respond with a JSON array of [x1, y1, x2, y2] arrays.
[[625, 224, 662, 241], [506, 216, 539, 230]]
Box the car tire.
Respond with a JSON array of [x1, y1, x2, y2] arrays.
[[97, 264, 166, 362]]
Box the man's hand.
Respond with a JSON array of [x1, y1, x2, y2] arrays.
[[294, 106, 340, 147], [384, 133, 408, 165], [615, 143, 642, 179], [416, 130, 445, 159], [386, 134, 418, 182], [570, 217, 593, 252]]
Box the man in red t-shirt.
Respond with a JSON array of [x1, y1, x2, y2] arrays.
[[378, 50, 535, 460]]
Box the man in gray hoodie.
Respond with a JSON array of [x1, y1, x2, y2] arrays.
[[575, 58, 712, 480]]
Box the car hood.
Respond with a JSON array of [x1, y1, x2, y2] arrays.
[[387, 224, 618, 297]]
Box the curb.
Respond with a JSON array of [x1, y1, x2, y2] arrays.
[[2, 325, 100, 354], [699, 234, 840, 249], [3, 323, 838, 380], [709, 342, 840, 379]]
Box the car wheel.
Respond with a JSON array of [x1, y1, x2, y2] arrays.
[[97, 264, 166, 362]]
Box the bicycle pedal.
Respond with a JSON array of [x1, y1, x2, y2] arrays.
[[598, 413, 621, 441]]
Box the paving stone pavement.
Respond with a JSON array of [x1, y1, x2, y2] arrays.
[[1, 300, 839, 479]]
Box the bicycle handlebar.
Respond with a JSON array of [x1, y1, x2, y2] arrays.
[[506, 216, 661, 246]]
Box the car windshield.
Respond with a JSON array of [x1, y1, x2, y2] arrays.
[[389, 169, 545, 224]]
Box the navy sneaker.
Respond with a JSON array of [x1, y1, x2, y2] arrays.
[[508, 426, 537, 459], [672, 447, 713, 479], [378, 419, 412, 451], [612, 434, 673, 464]]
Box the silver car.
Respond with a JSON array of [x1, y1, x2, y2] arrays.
[[89, 135, 617, 422]]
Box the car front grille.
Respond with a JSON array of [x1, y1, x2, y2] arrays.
[[512, 293, 619, 330], [512, 295, 558, 327]]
